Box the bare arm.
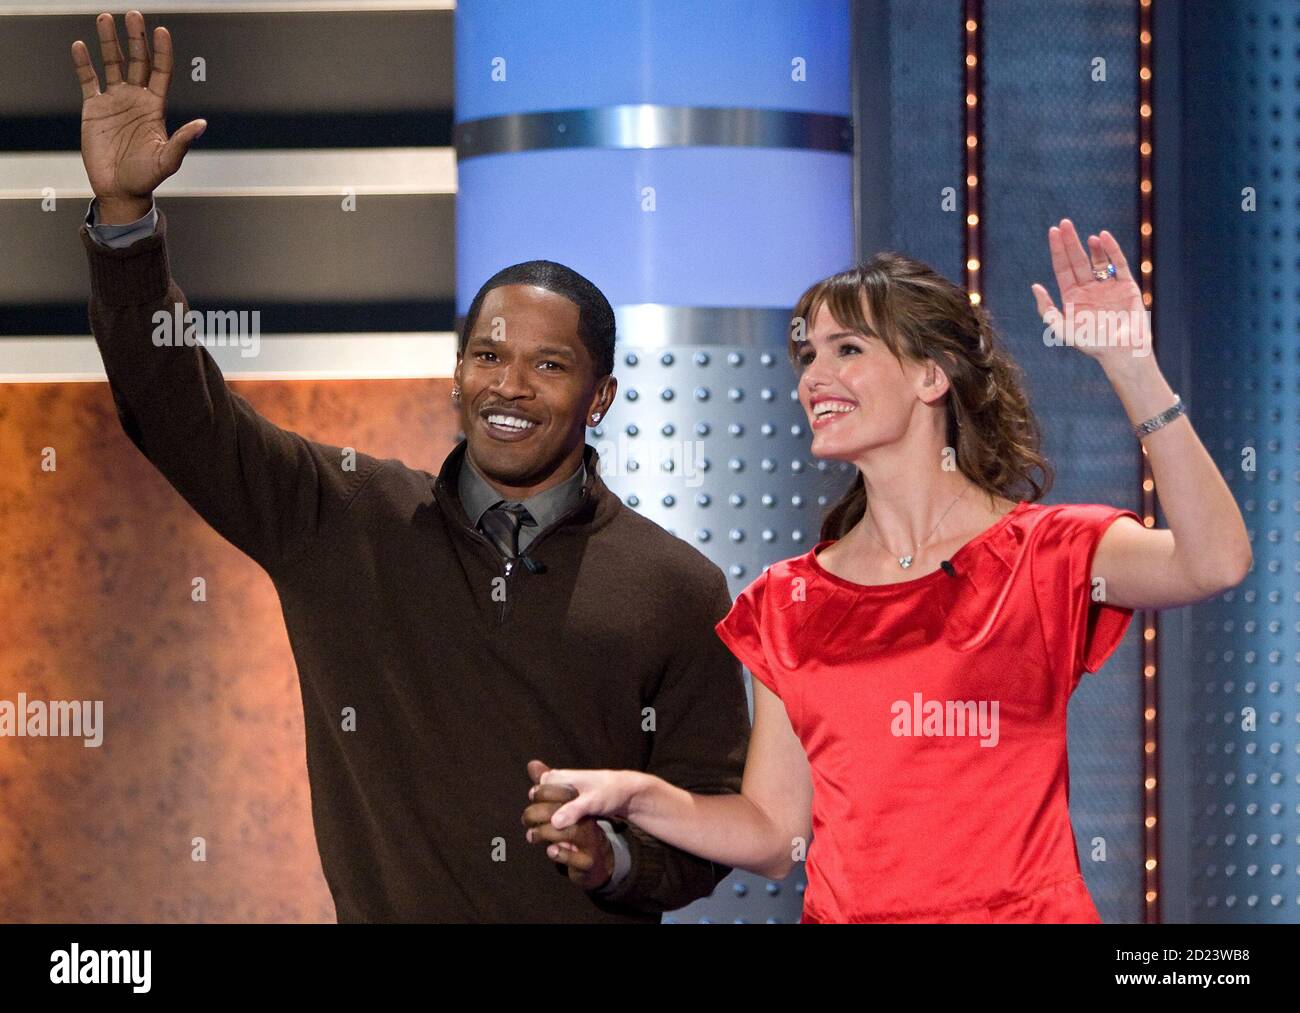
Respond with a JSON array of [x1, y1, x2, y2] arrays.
[[1090, 358, 1249, 608], [544, 677, 813, 880], [1032, 218, 1252, 609]]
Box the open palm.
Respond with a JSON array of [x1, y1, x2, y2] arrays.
[[71, 11, 206, 203], [1031, 218, 1149, 362]]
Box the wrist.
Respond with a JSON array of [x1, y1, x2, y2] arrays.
[[590, 825, 616, 885], [624, 771, 658, 824], [1101, 354, 1168, 407], [96, 195, 153, 225], [1100, 355, 1179, 428], [1099, 348, 1162, 384]]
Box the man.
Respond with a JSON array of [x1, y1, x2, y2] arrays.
[[72, 10, 749, 922]]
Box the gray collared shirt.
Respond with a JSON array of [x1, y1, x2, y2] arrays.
[[83, 196, 158, 246], [457, 449, 632, 893], [458, 451, 586, 556]]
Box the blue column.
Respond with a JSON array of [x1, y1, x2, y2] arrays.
[[455, 0, 853, 926]]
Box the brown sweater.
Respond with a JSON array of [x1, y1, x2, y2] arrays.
[[81, 209, 751, 923]]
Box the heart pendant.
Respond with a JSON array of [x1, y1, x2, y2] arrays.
[[899, 555, 913, 569]]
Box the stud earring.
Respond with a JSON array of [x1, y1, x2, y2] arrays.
[[590, 412, 602, 424], [451, 385, 460, 401]]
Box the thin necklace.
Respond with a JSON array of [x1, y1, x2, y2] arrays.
[[863, 485, 971, 569]]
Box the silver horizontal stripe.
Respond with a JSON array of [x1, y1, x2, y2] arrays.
[[0, 149, 456, 200], [455, 306, 793, 348], [614, 306, 794, 347], [455, 106, 852, 159]]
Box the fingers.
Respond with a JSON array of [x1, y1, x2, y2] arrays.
[[125, 10, 150, 87], [538, 768, 583, 789], [1086, 234, 1106, 270], [522, 793, 591, 830], [1046, 225, 1075, 297], [1046, 221, 1134, 303], [524, 815, 581, 846], [1058, 218, 1093, 286], [1031, 283, 1065, 348], [71, 41, 101, 101], [549, 799, 589, 829], [532, 769, 624, 826], [523, 807, 599, 870], [148, 25, 174, 99], [522, 798, 597, 854], [90, 12, 171, 96], [521, 793, 579, 831], [545, 843, 595, 871], [521, 793, 591, 830], [1099, 229, 1134, 282], [529, 783, 578, 804], [96, 12, 126, 87], [1030, 282, 1061, 325], [526, 759, 545, 785], [159, 119, 207, 176]]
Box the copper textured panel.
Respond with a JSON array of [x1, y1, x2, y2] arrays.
[[0, 377, 458, 922]]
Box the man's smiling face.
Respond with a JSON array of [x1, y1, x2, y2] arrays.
[[454, 283, 613, 500]]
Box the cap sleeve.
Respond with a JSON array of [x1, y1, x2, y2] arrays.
[[714, 570, 781, 697], [1031, 503, 1142, 682]]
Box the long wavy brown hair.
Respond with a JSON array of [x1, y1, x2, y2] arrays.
[[790, 252, 1054, 543]]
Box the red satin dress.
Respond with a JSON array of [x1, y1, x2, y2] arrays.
[[714, 501, 1139, 924]]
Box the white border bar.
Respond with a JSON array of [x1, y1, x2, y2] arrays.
[[0, 332, 459, 381], [0, 148, 456, 200], [1, 2, 454, 14]]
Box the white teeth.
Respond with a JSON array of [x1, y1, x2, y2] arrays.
[[486, 414, 536, 430], [813, 402, 857, 417]]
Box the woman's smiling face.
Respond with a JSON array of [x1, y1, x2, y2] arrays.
[[795, 302, 929, 462]]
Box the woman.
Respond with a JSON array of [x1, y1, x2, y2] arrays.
[[530, 219, 1251, 923]]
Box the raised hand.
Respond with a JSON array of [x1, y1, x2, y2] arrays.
[[71, 10, 207, 223], [1031, 218, 1151, 362]]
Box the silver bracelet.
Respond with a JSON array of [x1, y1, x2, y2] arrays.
[[1133, 394, 1186, 439]]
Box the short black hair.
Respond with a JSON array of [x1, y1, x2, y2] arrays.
[[459, 260, 616, 378]]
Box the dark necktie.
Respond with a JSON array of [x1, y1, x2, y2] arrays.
[[478, 501, 533, 559]]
